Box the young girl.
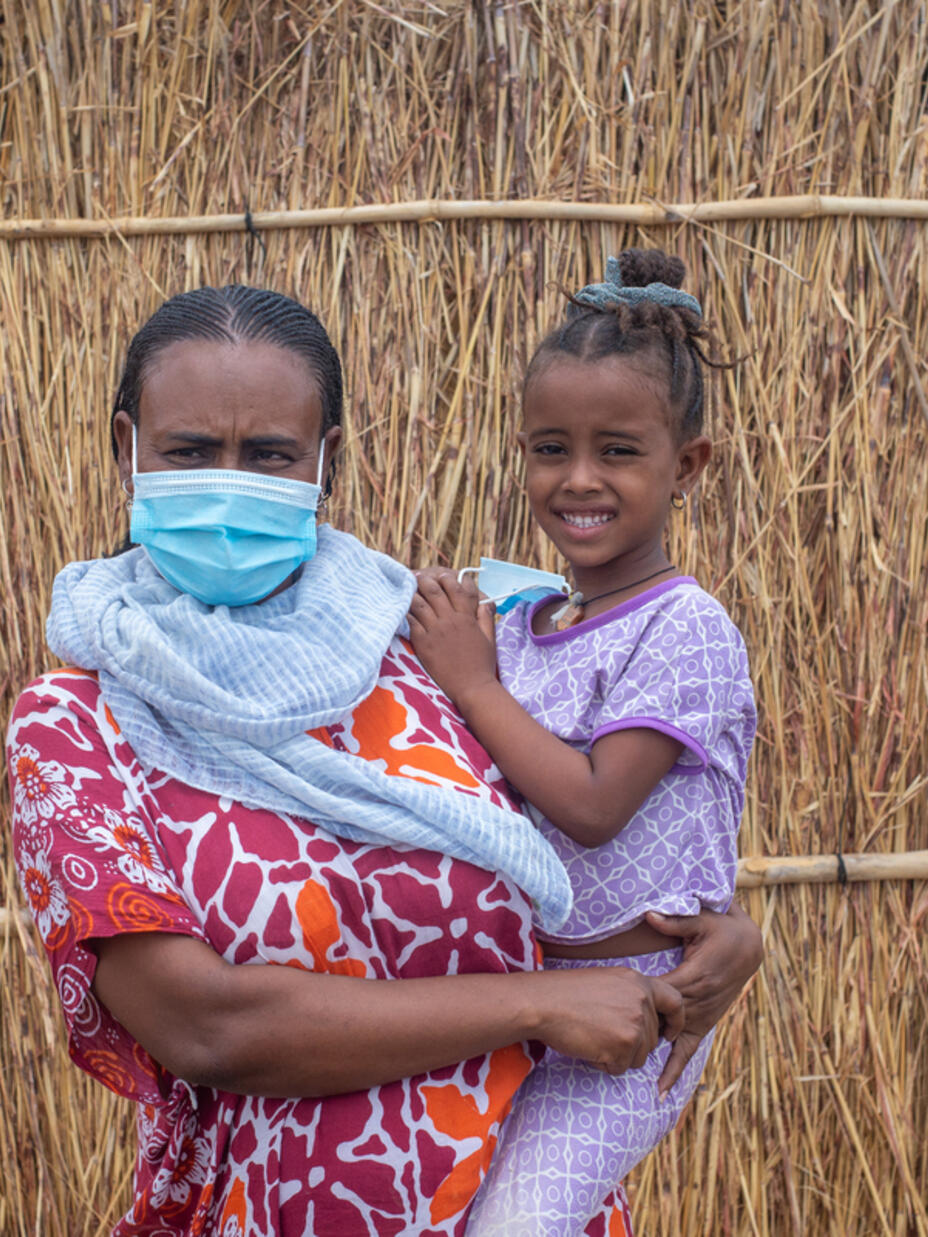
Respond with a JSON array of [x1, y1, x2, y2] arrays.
[[407, 248, 756, 1235]]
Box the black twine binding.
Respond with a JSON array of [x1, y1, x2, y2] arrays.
[[834, 775, 851, 888], [244, 206, 267, 273]]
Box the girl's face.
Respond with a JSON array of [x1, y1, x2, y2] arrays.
[[519, 353, 710, 596], [113, 338, 342, 492]]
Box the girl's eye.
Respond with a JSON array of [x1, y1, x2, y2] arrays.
[[604, 445, 635, 457], [533, 443, 566, 456]]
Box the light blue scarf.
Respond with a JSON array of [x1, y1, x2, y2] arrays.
[[46, 526, 572, 930]]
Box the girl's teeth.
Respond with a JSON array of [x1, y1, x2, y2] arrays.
[[562, 513, 612, 528]]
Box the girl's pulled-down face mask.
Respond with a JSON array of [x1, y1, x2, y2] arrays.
[[459, 557, 569, 614], [129, 425, 325, 607]]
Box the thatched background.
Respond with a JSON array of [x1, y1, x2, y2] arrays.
[[1, 2, 926, 1233]]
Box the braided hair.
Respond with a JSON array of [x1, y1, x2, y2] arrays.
[[525, 249, 714, 440], [110, 285, 343, 458]]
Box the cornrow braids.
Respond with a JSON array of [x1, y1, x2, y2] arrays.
[[525, 248, 716, 440], [109, 285, 343, 458]]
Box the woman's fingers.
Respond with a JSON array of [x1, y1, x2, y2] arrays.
[[657, 1028, 705, 1096], [651, 902, 763, 1038], [645, 909, 701, 940], [535, 966, 681, 1076], [652, 976, 685, 1041]]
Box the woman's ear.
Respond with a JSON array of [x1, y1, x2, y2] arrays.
[[323, 425, 343, 459], [322, 426, 343, 497], [675, 435, 712, 494], [516, 430, 527, 457], [112, 410, 135, 492]]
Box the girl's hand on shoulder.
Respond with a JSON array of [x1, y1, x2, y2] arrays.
[[408, 571, 498, 705]]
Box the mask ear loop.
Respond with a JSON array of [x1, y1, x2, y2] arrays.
[[316, 439, 331, 514], [457, 565, 512, 607], [122, 422, 139, 507]]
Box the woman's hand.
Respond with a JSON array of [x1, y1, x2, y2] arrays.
[[531, 966, 685, 1074], [645, 901, 764, 1093], [407, 571, 497, 706]]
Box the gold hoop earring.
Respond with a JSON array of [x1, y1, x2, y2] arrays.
[[122, 478, 133, 507], [671, 492, 687, 510]]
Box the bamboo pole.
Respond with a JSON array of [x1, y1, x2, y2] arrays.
[[735, 851, 928, 888], [3, 195, 928, 241]]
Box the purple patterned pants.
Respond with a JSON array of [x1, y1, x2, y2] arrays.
[[466, 948, 715, 1236]]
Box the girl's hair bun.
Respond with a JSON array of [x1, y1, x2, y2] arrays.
[[617, 248, 686, 290]]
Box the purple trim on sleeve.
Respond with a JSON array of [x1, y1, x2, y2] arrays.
[[527, 577, 699, 645], [591, 716, 709, 773]]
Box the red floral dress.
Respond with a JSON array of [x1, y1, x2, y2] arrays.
[[8, 641, 632, 1236]]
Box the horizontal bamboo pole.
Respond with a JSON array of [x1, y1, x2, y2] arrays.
[[1, 852, 926, 930], [3, 195, 928, 241], [735, 850, 928, 888]]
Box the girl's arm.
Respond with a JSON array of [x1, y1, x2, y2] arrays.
[[408, 574, 682, 848], [91, 931, 684, 1096]]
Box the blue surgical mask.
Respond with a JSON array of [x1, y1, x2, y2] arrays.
[[129, 427, 326, 606], [460, 557, 569, 614]]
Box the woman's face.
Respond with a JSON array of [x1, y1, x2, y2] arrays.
[[113, 338, 342, 491]]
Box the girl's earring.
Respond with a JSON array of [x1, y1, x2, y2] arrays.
[[671, 491, 688, 510], [122, 479, 133, 508]]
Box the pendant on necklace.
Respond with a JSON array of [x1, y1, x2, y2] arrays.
[[550, 591, 585, 631]]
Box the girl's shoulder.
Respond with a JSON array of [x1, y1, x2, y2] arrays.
[[638, 581, 750, 664], [649, 578, 741, 627]]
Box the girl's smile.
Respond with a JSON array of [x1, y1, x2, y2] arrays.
[[519, 353, 711, 604]]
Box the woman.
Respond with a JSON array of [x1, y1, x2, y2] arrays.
[[7, 286, 761, 1236]]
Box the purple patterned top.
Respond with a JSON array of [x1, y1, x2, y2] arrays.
[[495, 577, 756, 943]]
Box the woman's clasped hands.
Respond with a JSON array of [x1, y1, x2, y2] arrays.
[[526, 964, 685, 1074]]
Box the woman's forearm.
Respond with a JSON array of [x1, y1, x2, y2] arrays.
[[92, 931, 683, 1097]]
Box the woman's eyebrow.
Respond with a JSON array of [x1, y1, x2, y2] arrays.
[[160, 432, 303, 450], [242, 435, 303, 450], [161, 432, 223, 446]]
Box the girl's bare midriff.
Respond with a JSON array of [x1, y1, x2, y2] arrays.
[[542, 920, 682, 960]]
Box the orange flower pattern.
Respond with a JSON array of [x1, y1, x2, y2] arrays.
[[6, 650, 631, 1235]]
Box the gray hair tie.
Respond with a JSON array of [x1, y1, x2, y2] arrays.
[[572, 255, 702, 318]]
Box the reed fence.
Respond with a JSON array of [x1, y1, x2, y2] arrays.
[[1, 2, 926, 1234]]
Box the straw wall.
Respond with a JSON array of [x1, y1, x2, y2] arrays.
[[1, 2, 926, 1234]]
